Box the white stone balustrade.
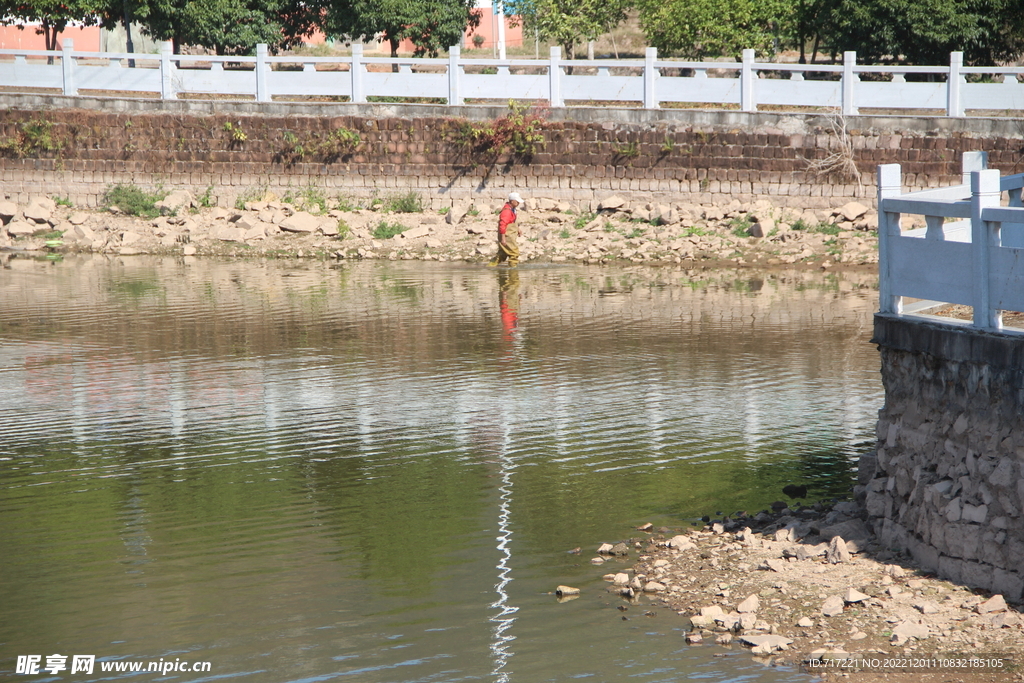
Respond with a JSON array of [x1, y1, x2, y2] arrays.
[[2, 41, 1024, 114], [878, 151, 1024, 330]]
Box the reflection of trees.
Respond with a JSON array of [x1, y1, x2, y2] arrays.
[[0, 256, 882, 597], [305, 448, 490, 596]]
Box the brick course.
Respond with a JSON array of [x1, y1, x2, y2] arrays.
[[0, 104, 1020, 209]]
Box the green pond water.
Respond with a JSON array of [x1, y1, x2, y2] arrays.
[[0, 255, 881, 682]]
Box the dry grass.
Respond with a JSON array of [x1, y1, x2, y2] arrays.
[[805, 110, 862, 186]]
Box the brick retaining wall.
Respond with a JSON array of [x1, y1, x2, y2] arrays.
[[1, 95, 1021, 209]]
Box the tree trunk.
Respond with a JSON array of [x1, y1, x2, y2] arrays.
[[389, 36, 400, 72], [123, 2, 136, 68], [44, 23, 56, 65]]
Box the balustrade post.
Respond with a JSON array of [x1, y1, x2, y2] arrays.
[[740, 49, 755, 112], [643, 47, 658, 109], [947, 51, 964, 117], [350, 44, 365, 104], [961, 150, 987, 184], [61, 39, 76, 96], [877, 163, 903, 314], [842, 51, 858, 116], [255, 44, 269, 102], [548, 46, 563, 108], [448, 45, 463, 105], [159, 40, 176, 100], [971, 169, 1002, 329]]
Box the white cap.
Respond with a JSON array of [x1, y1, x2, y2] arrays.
[[507, 192, 523, 203]]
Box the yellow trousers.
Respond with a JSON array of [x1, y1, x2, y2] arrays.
[[490, 232, 519, 267]]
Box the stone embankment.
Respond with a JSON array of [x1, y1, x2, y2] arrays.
[[581, 501, 1022, 678], [0, 190, 887, 267]]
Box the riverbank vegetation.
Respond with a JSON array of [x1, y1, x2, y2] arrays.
[[0, 187, 883, 270], [3, 0, 1019, 69]]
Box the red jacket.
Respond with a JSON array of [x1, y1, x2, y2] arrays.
[[498, 203, 517, 235]]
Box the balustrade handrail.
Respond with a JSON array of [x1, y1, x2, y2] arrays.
[[1, 40, 1023, 114], [878, 151, 1024, 330]]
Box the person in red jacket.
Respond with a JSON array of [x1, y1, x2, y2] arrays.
[[490, 192, 522, 267]]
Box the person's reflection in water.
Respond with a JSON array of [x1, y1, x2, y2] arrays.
[[498, 269, 520, 349]]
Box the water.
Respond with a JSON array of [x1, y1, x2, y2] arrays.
[[0, 255, 882, 682]]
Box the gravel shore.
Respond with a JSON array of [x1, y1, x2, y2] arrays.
[[0, 191, 887, 268], [588, 499, 1022, 682]]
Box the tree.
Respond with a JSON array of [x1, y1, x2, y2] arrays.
[[802, 0, 1024, 65], [505, 0, 628, 61], [0, 0, 104, 52], [314, 0, 481, 58], [100, 0, 298, 55], [635, 0, 792, 60]]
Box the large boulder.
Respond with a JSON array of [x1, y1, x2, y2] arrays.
[[23, 202, 52, 224], [279, 211, 319, 233], [446, 204, 469, 225], [598, 195, 626, 211], [6, 220, 40, 237], [0, 200, 19, 223], [401, 225, 431, 239], [155, 190, 195, 215]]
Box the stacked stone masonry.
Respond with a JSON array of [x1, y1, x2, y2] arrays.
[[1, 96, 1022, 210], [867, 315, 1024, 602]]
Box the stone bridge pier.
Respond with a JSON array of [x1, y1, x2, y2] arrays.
[[865, 315, 1024, 602]]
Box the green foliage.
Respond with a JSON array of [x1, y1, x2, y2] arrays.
[[612, 141, 640, 160], [197, 185, 216, 208], [507, 0, 628, 60], [444, 100, 546, 167], [373, 220, 406, 239], [53, 195, 73, 207], [660, 135, 676, 154], [222, 121, 247, 142], [0, 0, 104, 51], [312, 0, 480, 58], [792, 219, 840, 235], [800, 0, 1024, 66], [103, 184, 166, 218], [558, 227, 571, 239], [574, 211, 597, 230], [626, 227, 645, 239], [101, 0, 298, 55], [383, 191, 424, 213], [278, 127, 361, 164], [682, 225, 711, 237], [336, 219, 350, 239], [729, 215, 753, 237], [637, 0, 792, 59], [334, 195, 359, 212], [234, 185, 267, 210], [0, 118, 69, 158]]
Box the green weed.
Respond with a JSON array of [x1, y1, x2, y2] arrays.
[[235, 185, 268, 210], [197, 185, 215, 208], [383, 191, 424, 213], [103, 184, 166, 218], [373, 221, 406, 239], [729, 215, 753, 237], [574, 211, 597, 230]]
